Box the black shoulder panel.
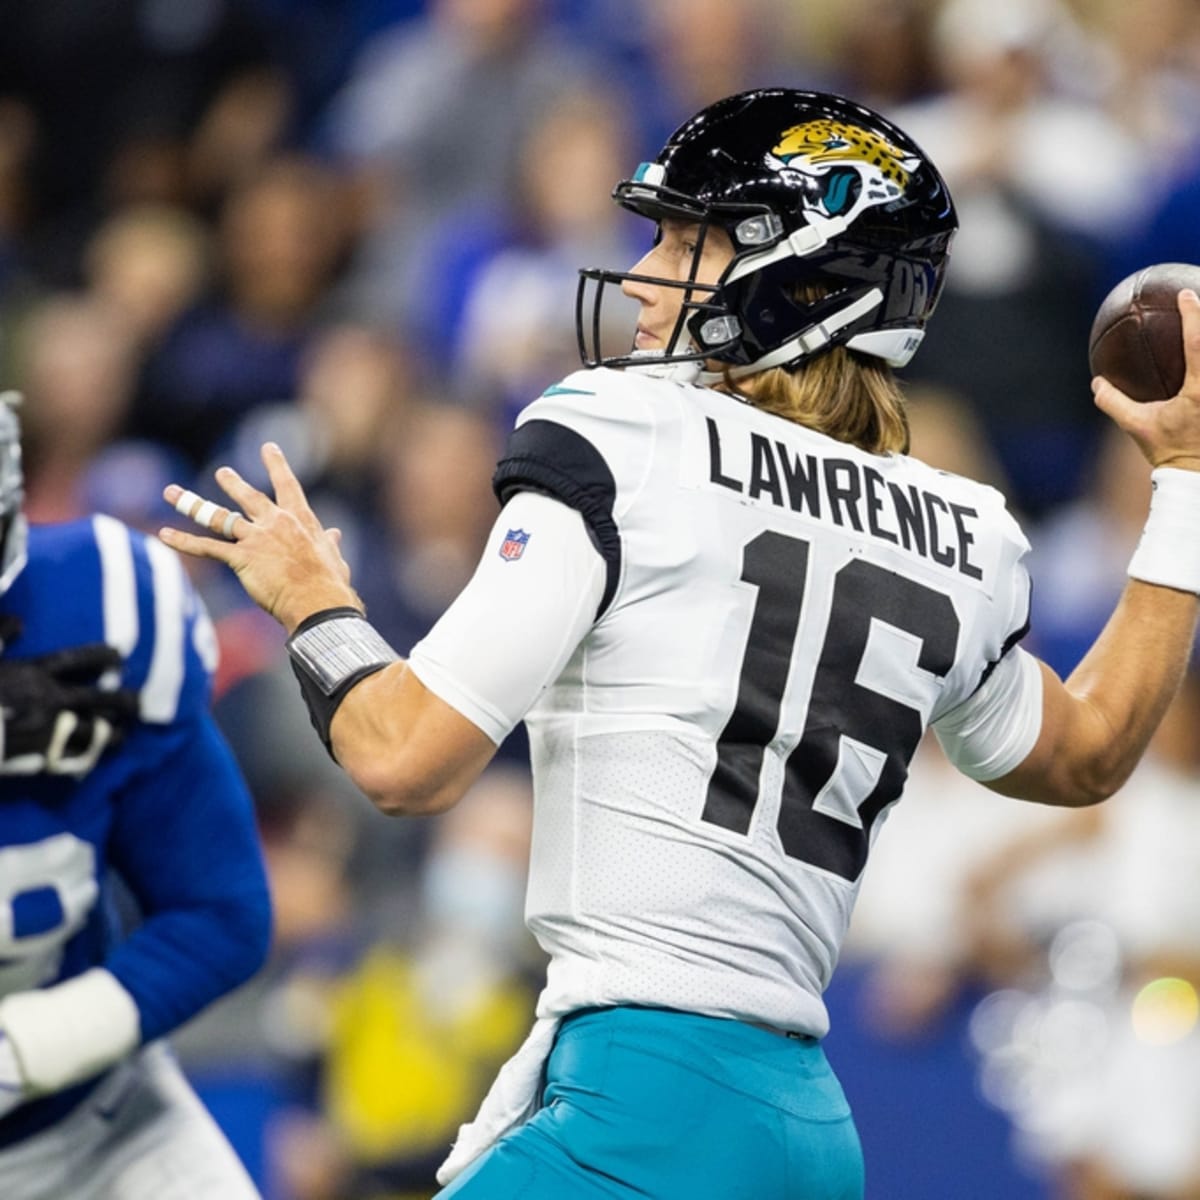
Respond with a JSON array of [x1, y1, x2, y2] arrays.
[[493, 418, 620, 616]]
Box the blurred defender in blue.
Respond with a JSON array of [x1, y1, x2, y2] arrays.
[[0, 392, 272, 1198]]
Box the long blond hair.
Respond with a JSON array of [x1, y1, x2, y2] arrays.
[[729, 347, 910, 455]]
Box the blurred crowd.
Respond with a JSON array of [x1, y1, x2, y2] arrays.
[[4, 0, 1200, 1197]]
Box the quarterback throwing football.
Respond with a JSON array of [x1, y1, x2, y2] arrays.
[[163, 90, 1200, 1199]]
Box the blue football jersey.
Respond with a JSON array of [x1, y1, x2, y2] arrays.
[[0, 516, 271, 1142]]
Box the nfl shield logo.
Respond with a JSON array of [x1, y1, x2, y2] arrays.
[[499, 529, 530, 561]]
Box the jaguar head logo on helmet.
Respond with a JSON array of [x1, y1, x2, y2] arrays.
[[576, 89, 957, 385], [766, 118, 921, 222]]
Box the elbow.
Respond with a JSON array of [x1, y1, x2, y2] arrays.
[[235, 892, 274, 980], [1058, 755, 1135, 808], [1063, 779, 1118, 809], [205, 892, 273, 989], [1083, 767, 1135, 807], [365, 781, 460, 818], [1005, 751, 1131, 809], [1035, 696, 1144, 807], [345, 753, 462, 817]]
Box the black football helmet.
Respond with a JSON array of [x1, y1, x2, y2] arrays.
[[577, 88, 957, 377]]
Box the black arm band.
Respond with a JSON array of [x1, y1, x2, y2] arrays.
[[286, 606, 399, 757]]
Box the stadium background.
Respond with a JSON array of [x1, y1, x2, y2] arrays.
[[4, 0, 1200, 1195]]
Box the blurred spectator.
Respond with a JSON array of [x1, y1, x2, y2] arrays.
[[823, 0, 940, 110], [357, 400, 502, 657], [11, 293, 140, 522], [190, 322, 415, 715], [1105, 41, 1200, 292], [1088, 0, 1200, 172], [177, 766, 538, 1200], [80, 439, 198, 540], [357, 396, 534, 769], [893, 0, 1149, 516], [83, 203, 212, 350], [1081, 0, 1200, 294], [625, 0, 817, 156], [0, 0, 281, 283], [1106, 147, 1200, 293], [321, 0, 605, 327], [210, 321, 413, 576], [412, 86, 640, 428], [0, 100, 36, 288], [172, 782, 365, 1196], [247, 0, 425, 145], [269, 767, 539, 1200], [130, 155, 352, 468], [1025, 426, 1152, 678], [0, 100, 41, 384], [185, 68, 295, 218], [906, 383, 1015, 496], [960, 670, 1200, 1199]]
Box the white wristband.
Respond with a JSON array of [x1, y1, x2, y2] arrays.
[[0, 968, 140, 1094], [1128, 468, 1200, 594]]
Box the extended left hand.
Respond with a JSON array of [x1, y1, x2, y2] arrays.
[[159, 443, 361, 634]]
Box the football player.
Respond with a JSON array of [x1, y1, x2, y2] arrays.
[[0, 392, 272, 1198], [161, 90, 1200, 1199], [0, 389, 135, 781]]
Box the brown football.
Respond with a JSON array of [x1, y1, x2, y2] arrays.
[[1088, 262, 1200, 401]]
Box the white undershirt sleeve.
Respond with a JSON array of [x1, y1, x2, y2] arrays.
[[407, 490, 607, 744], [932, 646, 1044, 782]]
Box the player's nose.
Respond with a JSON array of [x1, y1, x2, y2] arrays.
[[621, 243, 668, 301]]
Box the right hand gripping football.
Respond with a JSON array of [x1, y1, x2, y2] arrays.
[[0, 616, 139, 777]]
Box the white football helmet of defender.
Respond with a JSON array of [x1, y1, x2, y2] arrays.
[[0, 392, 28, 595]]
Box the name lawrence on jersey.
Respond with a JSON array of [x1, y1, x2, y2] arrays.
[[705, 416, 983, 581]]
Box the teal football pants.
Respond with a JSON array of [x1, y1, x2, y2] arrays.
[[436, 1005, 865, 1200]]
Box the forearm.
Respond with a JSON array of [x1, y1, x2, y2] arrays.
[[1068, 578, 1196, 757], [105, 894, 272, 1041], [330, 661, 497, 815], [108, 719, 273, 1039]]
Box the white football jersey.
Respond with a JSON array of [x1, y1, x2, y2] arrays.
[[417, 366, 1033, 1037]]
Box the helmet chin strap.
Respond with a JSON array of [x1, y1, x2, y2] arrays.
[[625, 358, 703, 383], [698, 287, 885, 384]]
